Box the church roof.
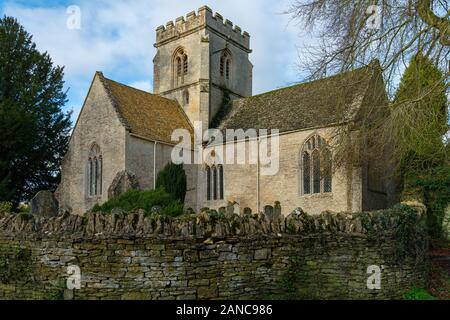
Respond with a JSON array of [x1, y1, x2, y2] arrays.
[[98, 72, 193, 145], [217, 63, 383, 133]]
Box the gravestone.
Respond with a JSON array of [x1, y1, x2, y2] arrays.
[[233, 202, 240, 216], [264, 205, 274, 219], [108, 171, 139, 200], [226, 202, 235, 218], [30, 190, 59, 218], [274, 202, 282, 219]]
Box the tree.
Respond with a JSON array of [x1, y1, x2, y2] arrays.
[[391, 53, 448, 173], [156, 163, 187, 203], [0, 16, 72, 205], [287, 0, 449, 91], [390, 55, 448, 239], [287, 1, 449, 176]]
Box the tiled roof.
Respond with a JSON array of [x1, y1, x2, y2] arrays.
[[98, 72, 193, 145], [217, 63, 381, 133]]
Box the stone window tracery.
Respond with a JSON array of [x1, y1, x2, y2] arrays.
[[88, 143, 102, 197], [300, 134, 332, 195]]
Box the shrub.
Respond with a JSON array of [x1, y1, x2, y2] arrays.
[[407, 164, 450, 240], [0, 201, 12, 213], [404, 287, 437, 300], [156, 163, 187, 203], [91, 188, 184, 217], [17, 203, 30, 214]]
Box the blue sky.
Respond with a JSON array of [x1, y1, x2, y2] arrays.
[[0, 0, 311, 123]]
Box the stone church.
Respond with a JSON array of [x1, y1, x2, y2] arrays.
[[57, 6, 395, 216]]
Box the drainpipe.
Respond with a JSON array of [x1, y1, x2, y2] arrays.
[[256, 136, 261, 213], [153, 141, 158, 189]]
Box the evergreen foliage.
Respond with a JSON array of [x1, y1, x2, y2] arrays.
[[156, 162, 187, 203], [0, 16, 72, 205]]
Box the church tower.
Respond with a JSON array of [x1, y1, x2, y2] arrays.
[[153, 6, 253, 132]]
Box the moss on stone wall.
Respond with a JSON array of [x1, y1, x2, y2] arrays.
[[0, 207, 428, 300], [0, 245, 33, 284]]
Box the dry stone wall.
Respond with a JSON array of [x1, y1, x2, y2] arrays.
[[0, 207, 428, 300]]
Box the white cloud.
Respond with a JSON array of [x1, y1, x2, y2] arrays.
[[0, 0, 309, 121], [128, 80, 152, 92]]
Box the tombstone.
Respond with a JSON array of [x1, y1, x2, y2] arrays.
[[274, 202, 282, 219], [243, 207, 252, 217], [108, 170, 139, 200], [226, 202, 235, 218], [264, 205, 274, 219], [30, 190, 59, 218], [200, 207, 210, 214], [233, 202, 240, 216]]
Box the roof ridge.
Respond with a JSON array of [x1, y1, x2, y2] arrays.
[[237, 64, 372, 102], [103, 76, 156, 97], [217, 63, 385, 133]]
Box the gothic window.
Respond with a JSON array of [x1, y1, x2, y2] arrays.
[[183, 54, 188, 74], [88, 143, 102, 197], [312, 150, 321, 194], [220, 57, 225, 76], [218, 165, 224, 200], [212, 166, 218, 200], [323, 148, 332, 193], [176, 57, 182, 77], [302, 152, 311, 194], [300, 134, 332, 195], [206, 165, 224, 201], [206, 166, 211, 200], [220, 51, 231, 80], [173, 48, 188, 87]]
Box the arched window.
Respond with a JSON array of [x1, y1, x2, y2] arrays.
[[205, 165, 224, 201], [218, 165, 224, 200], [173, 48, 188, 87], [312, 150, 321, 194], [302, 152, 311, 195], [183, 54, 188, 74], [176, 57, 182, 77], [212, 166, 218, 200], [88, 143, 102, 197], [206, 166, 211, 200], [300, 134, 332, 195], [323, 148, 332, 193], [220, 51, 231, 80]]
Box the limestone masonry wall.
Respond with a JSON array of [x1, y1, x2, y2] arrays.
[[0, 207, 427, 300]]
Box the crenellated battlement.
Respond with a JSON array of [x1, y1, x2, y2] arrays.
[[155, 6, 250, 49]]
